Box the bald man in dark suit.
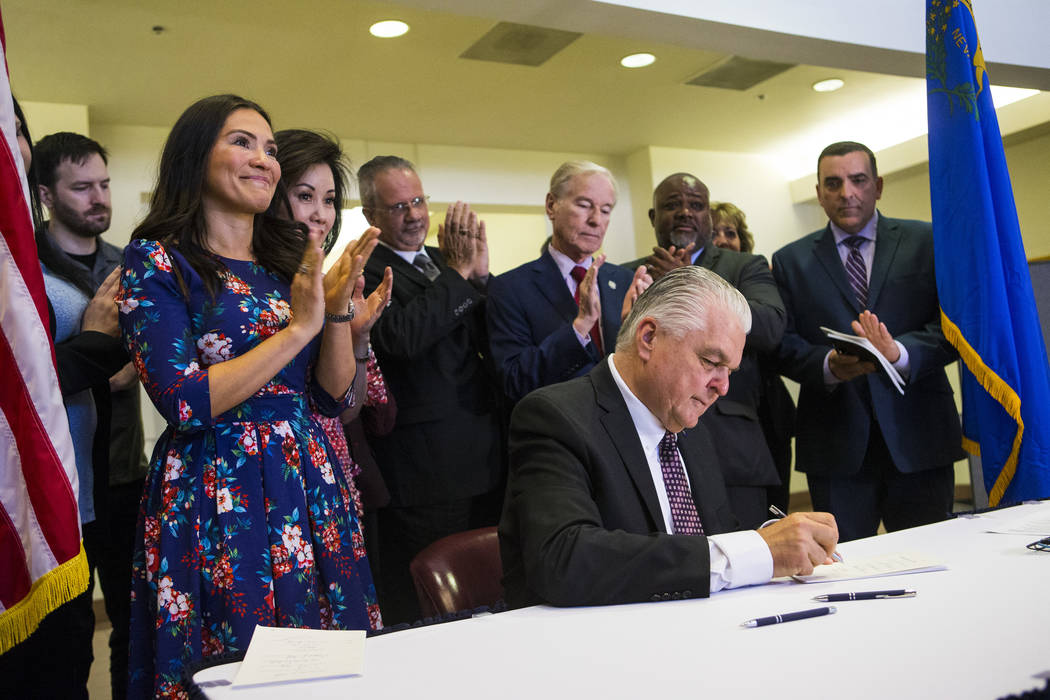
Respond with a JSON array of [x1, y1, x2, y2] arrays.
[[624, 174, 784, 528]]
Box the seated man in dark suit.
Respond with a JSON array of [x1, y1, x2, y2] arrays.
[[487, 161, 650, 402], [500, 266, 837, 608], [624, 174, 785, 528]]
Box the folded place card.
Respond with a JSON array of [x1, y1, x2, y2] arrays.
[[232, 625, 366, 689]]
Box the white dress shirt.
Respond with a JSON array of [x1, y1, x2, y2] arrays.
[[608, 355, 773, 591]]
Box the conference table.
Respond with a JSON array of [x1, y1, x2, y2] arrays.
[[195, 502, 1050, 699]]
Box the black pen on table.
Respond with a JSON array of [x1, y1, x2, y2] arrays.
[[768, 505, 844, 563], [741, 606, 837, 628], [813, 589, 915, 602]]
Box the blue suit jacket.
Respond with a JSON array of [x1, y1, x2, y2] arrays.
[[772, 214, 964, 476], [487, 251, 635, 402]]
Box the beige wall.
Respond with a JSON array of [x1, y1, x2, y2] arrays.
[[20, 100, 89, 140]]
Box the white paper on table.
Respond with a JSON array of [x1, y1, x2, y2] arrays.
[[792, 550, 947, 584], [978, 508, 1050, 536], [232, 625, 366, 689]]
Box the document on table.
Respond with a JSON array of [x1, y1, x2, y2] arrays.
[[792, 551, 946, 584], [978, 505, 1050, 535], [232, 625, 366, 689]]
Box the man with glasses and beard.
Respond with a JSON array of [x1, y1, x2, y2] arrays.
[[35, 132, 148, 700]]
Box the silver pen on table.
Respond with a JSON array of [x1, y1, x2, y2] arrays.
[[768, 505, 844, 563]]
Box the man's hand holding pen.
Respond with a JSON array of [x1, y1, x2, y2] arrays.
[[756, 511, 840, 578]]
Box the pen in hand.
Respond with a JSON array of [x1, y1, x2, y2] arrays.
[[741, 606, 837, 628], [813, 589, 916, 602], [768, 505, 844, 563]]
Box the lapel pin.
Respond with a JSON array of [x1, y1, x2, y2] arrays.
[[608, 280, 617, 290]]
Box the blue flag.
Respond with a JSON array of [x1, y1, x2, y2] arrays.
[[926, 0, 1050, 505]]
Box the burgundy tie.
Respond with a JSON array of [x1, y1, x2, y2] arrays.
[[658, 431, 704, 535], [570, 265, 603, 355], [842, 236, 869, 308]]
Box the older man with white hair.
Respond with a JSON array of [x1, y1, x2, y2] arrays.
[[499, 266, 838, 608], [487, 160, 650, 403]]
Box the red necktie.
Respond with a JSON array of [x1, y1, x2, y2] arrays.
[[570, 265, 603, 355]]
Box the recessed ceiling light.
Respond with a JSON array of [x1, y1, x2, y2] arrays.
[[620, 53, 655, 68], [812, 78, 845, 93], [370, 20, 409, 38]]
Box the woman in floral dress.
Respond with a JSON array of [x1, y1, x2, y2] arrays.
[[119, 95, 390, 698]]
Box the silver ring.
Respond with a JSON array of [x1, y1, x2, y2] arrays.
[[298, 264, 310, 274]]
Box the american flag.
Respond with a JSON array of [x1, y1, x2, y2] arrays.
[[0, 9, 87, 653]]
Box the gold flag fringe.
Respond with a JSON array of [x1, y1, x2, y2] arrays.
[[0, 543, 89, 654], [940, 309, 1024, 506]]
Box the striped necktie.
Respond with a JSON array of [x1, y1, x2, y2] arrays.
[[842, 235, 868, 308], [413, 253, 440, 282]]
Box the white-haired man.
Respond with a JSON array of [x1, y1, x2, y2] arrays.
[[499, 266, 838, 608], [487, 160, 650, 403]]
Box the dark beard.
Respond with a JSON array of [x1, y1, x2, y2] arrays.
[[50, 197, 110, 238]]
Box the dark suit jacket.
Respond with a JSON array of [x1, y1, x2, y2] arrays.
[[487, 251, 635, 402], [363, 244, 503, 506], [771, 214, 963, 477], [624, 247, 786, 503], [499, 359, 738, 608]]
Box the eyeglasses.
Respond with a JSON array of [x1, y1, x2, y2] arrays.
[[370, 195, 430, 216]]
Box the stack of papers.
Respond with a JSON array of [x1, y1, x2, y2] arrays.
[[792, 551, 947, 584]]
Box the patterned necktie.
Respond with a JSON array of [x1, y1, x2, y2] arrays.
[[413, 253, 440, 282], [842, 235, 868, 308], [570, 265, 603, 355], [658, 431, 704, 536]]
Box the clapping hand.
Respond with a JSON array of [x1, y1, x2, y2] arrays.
[[289, 230, 327, 338], [644, 243, 695, 281], [350, 266, 393, 340], [438, 201, 487, 281], [851, 310, 901, 362], [620, 265, 653, 321], [322, 227, 380, 317], [82, 266, 122, 337], [574, 254, 605, 337]]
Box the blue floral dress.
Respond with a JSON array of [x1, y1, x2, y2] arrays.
[[119, 240, 381, 699]]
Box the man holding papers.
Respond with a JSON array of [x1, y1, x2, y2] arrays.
[[500, 267, 838, 608], [772, 141, 963, 542]]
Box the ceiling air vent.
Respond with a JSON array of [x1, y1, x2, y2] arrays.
[[460, 22, 582, 67], [686, 55, 794, 90]]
